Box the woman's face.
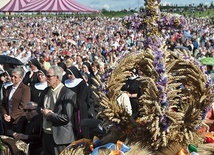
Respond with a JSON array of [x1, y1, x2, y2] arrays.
[[82, 64, 89, 73], [0, 74, 6, 82], [67, 72, 75, 80], [30, 64, 37, 71], [92, 65, 98, 73], [38, 72, 47, 82], [137, 69, 143, 76]]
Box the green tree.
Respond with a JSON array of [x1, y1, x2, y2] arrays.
[[198, 3, 203, 9], [210, 2, 214, 9], [101, 8, 108, 13]]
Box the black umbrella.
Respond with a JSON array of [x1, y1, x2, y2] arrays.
[[0, 55, 23, 65]]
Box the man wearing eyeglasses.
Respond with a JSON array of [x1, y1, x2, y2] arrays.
[[39, 66, 76, 155], [0, 67, 30, 135]]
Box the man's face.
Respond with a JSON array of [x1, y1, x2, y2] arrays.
[[24, 104, 37, 120], [46, 68, 58, 88]]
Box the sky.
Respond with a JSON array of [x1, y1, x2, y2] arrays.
[[77, 0, 213, 11], [0, 0, 213, 11]]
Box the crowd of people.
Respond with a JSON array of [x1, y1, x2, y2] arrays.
[[0, 15, 213, 71], [0, 14, 213, 155]]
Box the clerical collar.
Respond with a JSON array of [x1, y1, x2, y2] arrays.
[[35, 82, 48, 90], [64, 78, 83, 88], [129, 75, 138, 80]]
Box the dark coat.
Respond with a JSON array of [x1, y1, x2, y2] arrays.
[[3, 114, 43, 155], [39, 86, 76, 145], [121, 77, 142, 119], [22, 71, 40, 87], [15, 114, 43, 144], [30, 83, 47, 105], [67, 80, 90, 139]]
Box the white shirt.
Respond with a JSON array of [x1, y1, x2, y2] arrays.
[[8, 86, 17, 101], [8, 82, 21, 101]]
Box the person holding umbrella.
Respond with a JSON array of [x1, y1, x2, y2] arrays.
[[0, 55, 24, 71]]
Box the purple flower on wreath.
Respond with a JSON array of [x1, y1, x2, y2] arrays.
[[161, 101, 169, 109], [157, 85, 164, 92], [201, 106, 211, 120], [160, 76, 167, 86], [160, 115, 171, 131], [155, 63, 165, 73], [153, 49, 163, 59], [162, 91, 167, 100], [155, 38, 162, 48], [153, 59, 159, 66], [180, 17, 187, 25]]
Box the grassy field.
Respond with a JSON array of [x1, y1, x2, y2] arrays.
[[185, 9, 214, 18], [0, 9, 213, 19], [101, 9, 214, 18]]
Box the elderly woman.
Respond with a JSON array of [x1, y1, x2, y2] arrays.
[[0, 67, 30, 134], [65, 66, 90, 139]]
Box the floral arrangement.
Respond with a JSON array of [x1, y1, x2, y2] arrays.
[[91, 0, 214, 154]]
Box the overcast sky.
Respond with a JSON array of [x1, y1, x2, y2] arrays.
[[0, 0, 213, 11]]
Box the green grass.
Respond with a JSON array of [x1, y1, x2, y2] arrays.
[[0, 9, 213, 18], [184, 9, 214, 18], [101, 11, 135, 18], [102, 9, 214, 18]]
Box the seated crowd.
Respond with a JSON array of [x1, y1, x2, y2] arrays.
[[0, 15, 213, 154]]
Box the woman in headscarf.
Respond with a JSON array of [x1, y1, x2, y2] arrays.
[[82, 62, 94, 86], [121, 69, 142, 119], [64, 66, 90, 139], [30, 69, 48, 105], [22, 58, 42, 87]]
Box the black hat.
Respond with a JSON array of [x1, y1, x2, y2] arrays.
[[57, 62, 67, 71], [0, 70, 5, 75], [83, 62, 94, 76], [38, 69, 47, 76], [66, 66, 82, 79], [29, 58, 42, 70]]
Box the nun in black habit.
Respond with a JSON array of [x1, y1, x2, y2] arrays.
[[64, 66, 90, 139], [121, 70, 142, 119], [30, 69, 48, 105], [22, 58, 42, 87]]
